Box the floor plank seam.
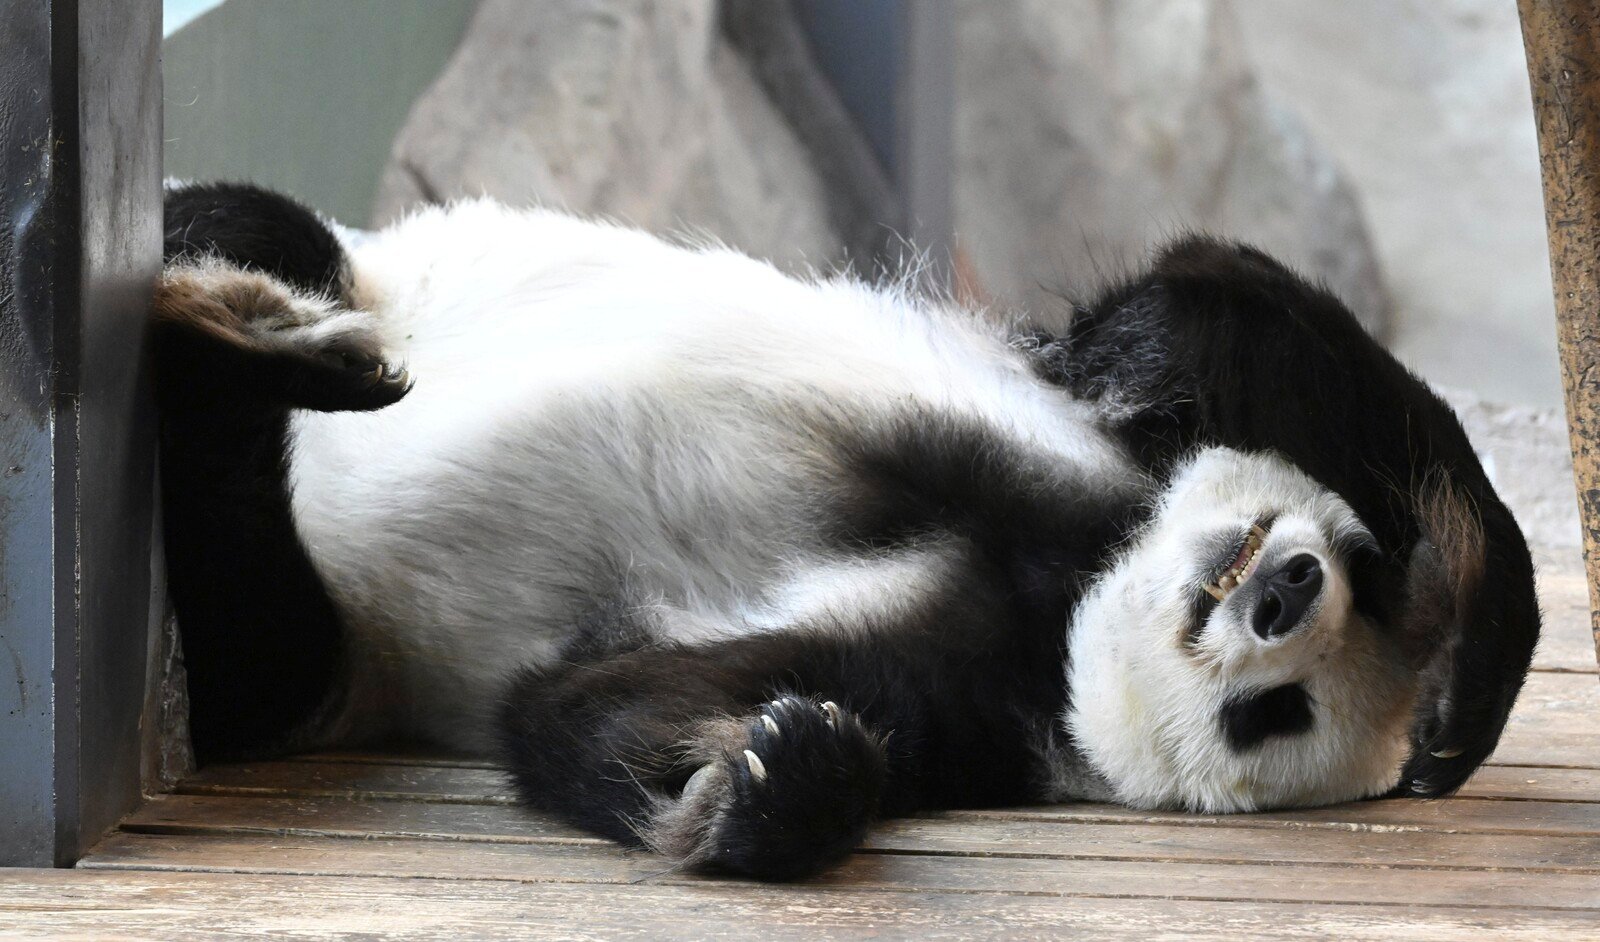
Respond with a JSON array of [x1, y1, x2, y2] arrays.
[[124, 808, 1600, 843], [72, 858, 1600, 913], [118, 822, 611, 847], [97, 827, 1600, 874], [175, 786, 519, 806], [918, 810, 1600, 837]]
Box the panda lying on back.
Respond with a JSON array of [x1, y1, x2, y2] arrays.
[[154, 182, 1539, 880]]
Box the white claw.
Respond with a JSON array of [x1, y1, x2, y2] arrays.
[[682, 764, 716, 800], [743, 749, 767, 783], [761, 715, 781, 738], [821, 701, 842, 727], [1430, 746, 1465, 759]]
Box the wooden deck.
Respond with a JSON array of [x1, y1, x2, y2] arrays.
[[4, 545, 1597, 940]]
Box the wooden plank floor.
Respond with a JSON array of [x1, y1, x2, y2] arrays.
[[3, 547, 1596, 940]]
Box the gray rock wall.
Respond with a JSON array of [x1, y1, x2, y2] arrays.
[[1232, 0, 1558, 408], [372, 0, 844, 272], [375, 0, 1388, 329], [953, 0, 1390, 335]]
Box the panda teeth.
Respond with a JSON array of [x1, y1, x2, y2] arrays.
[[1204, 524, 1269, 602]]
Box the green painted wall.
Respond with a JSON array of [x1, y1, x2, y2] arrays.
[[163, 0, 478, 226]]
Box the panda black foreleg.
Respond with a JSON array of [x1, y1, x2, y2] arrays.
[[499, 588, 1062, 881], [498, 635, 893, 881]]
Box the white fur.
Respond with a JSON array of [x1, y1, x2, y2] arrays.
[[1064, 449, 1416, 811]]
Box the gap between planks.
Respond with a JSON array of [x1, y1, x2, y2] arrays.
[[177, 758, 1600, 807], [148, 784, 1600, 841]]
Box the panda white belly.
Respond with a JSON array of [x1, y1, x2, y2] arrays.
[[283, 200, 1132, 745]]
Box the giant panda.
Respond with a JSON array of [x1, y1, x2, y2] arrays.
[[153, 181, 1539, 880]]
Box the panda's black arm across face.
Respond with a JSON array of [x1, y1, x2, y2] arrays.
[[1048, 237, 1541, 798]]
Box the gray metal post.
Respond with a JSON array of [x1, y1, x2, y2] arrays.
[[1, 0, 163, 867], [782, 0, 955, 283], [895, 1, 955, 285]]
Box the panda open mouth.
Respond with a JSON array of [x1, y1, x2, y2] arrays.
[[1204, 523, 1271, 602]]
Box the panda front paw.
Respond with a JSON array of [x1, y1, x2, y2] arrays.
[[270, 313, 413, 412], [646, 695, 886, 880], [153, 262, 412, 413]]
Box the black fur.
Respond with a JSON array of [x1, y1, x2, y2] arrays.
[[164, 181, 350, 300], [1220, 683, 1316, 752], [500, 551, 1086, 879], [155, 183, 405, 760]]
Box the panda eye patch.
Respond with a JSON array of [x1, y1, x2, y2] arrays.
[[1219, 683, 1314, 752]]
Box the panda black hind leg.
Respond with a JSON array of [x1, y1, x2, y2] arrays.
[[157, 180, 409, 413]]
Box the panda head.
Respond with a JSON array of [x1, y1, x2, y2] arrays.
[[1066, 446, 1421, 812], [1051, 236, 1540, 808]]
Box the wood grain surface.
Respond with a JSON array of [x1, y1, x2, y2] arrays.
[[1520, 0, 1600, 668]]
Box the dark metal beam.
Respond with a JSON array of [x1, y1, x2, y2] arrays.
[[1, 0, 163, 866]]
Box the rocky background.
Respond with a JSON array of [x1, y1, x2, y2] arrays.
[[371, 2, 1565, 497], [369, 0, 1574, 547], [373, 0, 1561, 408], [951, 0, 1389, 335], [375, 0, 1394, 331]]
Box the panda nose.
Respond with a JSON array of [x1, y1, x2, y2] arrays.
[[1251, 554, 1323, 640]]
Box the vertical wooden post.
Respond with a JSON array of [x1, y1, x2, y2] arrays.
[[0, 0, 163, 865], [1519, 1, 1600, 670]]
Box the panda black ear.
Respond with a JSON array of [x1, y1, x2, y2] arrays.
[[1219, 683, 1315, 752]]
